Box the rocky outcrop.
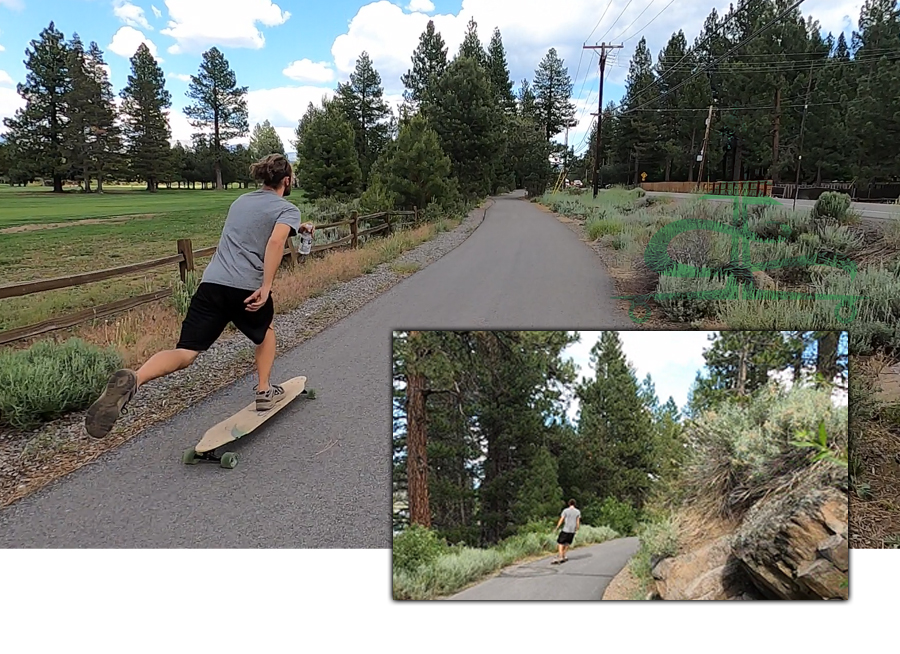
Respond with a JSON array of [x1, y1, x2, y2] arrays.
[[651, 465, 848, 600], [652, 535, 761, 600], [732, 467, 848, 600]]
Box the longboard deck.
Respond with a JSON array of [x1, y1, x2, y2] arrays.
[[195, 376, 307, 454]]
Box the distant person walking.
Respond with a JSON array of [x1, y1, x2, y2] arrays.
[[553, 499, 581, 564]]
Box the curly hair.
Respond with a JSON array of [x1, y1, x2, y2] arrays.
[[249, 154, 292, 188]]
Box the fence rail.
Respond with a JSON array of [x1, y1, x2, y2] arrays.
[[640, 180, 773, 196], [0, 208, 418, 346]]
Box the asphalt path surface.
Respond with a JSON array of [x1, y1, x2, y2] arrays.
[[645, 190, 898, 222], [449, 537, 640, 600], [0, 193, 630, 548]]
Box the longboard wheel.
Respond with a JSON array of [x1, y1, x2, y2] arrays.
[[306, 389, 316, 400], [182, 447, 199, 465], [220, 452, 238, 469]]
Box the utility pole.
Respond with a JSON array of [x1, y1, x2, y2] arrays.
[[695, 103, 715, 191], [793, 61, 815, 210], [585, 42, 622, 198]]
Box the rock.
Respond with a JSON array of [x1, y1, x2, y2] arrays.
[[732, 466, 848, 600], [651, 535, 759, 600], [751, 270, 776, 291]]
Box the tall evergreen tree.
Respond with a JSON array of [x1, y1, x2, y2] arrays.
[[3, 22, 72, 192], [120, 43, 172, 192], [248, 120, 285, 161], [294, 99, 361, 199], [334, 51, 393, 186], [617, 37, 660, 184], [576, 331, 657, 509], [185, 47, 249, 190], [517, 79, 538, 121], [429, 56, 503, 198], [458, 17, 489, 68], [401, 20, 449, 111], [487, 28, 517, 113], [532, 48, 577, 141]]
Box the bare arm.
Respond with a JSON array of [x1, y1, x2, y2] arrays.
[[556, 516, 564, 530], [245, 223, 292, 312]]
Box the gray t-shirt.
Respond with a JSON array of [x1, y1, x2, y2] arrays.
[[561, 506, 581, 533], [202, 190, 302, 291]]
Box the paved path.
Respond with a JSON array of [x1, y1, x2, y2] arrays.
[[646, 191, 898, 221], [449, 537, 640, 600], [0, 193, 630, 549]]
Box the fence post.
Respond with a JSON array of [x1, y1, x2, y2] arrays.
[[413, 205, 419, 223], [351, 211, 359, 249], [386, 212, 393, 237], [177, 239, 194, 282], [286, 236, 299, 268]]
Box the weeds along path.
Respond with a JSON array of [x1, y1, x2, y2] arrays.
[[449, 538, 640, 601], [0, 193, 629, 548]]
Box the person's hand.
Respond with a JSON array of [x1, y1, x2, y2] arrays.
[[245, 285, 271, 312]]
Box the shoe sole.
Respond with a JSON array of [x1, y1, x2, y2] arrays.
[[85, 370, 137, 439]]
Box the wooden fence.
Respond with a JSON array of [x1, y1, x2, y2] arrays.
[[641, 180, 773, 196], [0, 209, 417, 346]]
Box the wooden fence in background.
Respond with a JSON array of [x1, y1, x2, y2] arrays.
[[0, 209, 417, 346], [640, 180, 773, 196]]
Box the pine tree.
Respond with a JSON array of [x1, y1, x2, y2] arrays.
[[576, 331, 657, 509], [429, 56, 503, 198], [294, 99, 361, 199], [334, 51, 393, 186], [457, 17, 489, 68], [120, 43, 172, 192], [517, 79, 538, 121], [532, 48, 577, 141], [3, 22, 72, 192], [248, 120, 285, 162], [618, 37, 660, 184], [487, 28, 517, 113], [507, 114, 551, 196], [401, 20, 449, 111], [185, 47, 249, 190], [368, 113, 456, 210]]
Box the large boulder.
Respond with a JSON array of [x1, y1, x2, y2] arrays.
[[731, 465, 848, 600], [651, 535, 761, 600]]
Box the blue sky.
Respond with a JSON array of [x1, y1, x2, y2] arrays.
[[0, 1, 863, 153]]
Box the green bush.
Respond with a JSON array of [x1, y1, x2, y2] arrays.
[[628, 517, 681, 590], [392, 524, 447, 573], [813, 191, 852, 223], [582, 497, 641, 535], [657, 266, 730, 322], [683, 383, 848, 520], [585, 214, 623, 240], [0, 339, 124, 430]]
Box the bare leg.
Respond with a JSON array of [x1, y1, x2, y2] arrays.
[[136, 349, 199, 387], [255, 327, 276, 392]]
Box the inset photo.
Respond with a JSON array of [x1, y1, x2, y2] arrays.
[[392, 330, 848, 600]]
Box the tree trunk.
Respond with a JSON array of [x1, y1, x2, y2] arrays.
[[633, 153, 639, 186], [664, 158, 672, 182], [53, 174, 63, 193], [816, 332, 840, 385], [97, 174, 104, 193], [732, 141, 743, 181], [771, 87, 781, 183], [215, 160, 224, 191], [737, 339, 750, 396], [406, 331, 431, 528]]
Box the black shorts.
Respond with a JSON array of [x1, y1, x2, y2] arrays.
[[557, 531, 575, 545], [176, 282, 274, 352]]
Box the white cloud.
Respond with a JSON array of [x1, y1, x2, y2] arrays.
[[152, 4, 163, 19], [0, 0, 24, 10], [160, 0, 291, 55], [283, 59, 335, 84], [0, 44, 5, 52], [0, 84, 25, 134], [168, 72, 192, 82], [108, 26, 162, 61], [406, 0, 434, 12], [244, 85, 335, 145], [113, 1, 153, 30], [0, 69, 14, 86], [167, 108, 194, 145]]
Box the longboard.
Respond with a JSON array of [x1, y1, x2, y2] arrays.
[[182, 376, 315, 469]]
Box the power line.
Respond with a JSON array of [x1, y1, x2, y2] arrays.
[[610, 0, 657, 43], [597, 0, 636, 45], [585, 0, 615, 44], [618, 0, 678, 44], [622, 0, 809, 114]]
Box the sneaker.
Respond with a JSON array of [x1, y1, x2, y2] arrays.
[[256, 384, 286, 411], [85, 369, 138, 439]]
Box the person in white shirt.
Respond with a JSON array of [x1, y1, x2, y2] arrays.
[[553, 499, 581, 564]]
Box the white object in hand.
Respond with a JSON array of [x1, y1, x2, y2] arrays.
[[299, 233, 313, 255]]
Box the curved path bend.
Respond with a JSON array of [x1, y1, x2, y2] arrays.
[[0, 193, 630, 548], [450, 537, 641, 600]]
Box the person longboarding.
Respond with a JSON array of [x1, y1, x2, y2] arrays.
[[84, 154, 315, 439], [552, 499, 581, 564]]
